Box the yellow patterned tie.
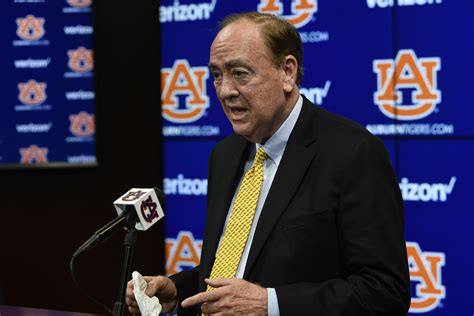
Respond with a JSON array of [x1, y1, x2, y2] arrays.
[[207, 147, 268, 291]]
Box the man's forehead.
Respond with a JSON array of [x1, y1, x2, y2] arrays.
[[213, 19, 262, 46], [210, 21, 269, 64]]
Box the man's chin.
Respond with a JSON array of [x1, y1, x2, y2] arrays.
[[232, 125, 252, 139], [232, 126, 264, 143]]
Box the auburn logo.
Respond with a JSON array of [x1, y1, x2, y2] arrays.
[[67, 0, 92, 8], [373, 49, 441, 120], [69, 111, 95, 137], [407, 242, 445, 313], [140, 196, 159, 223], [67, 47, 94, 73], [19, 145, 49, 165], [258, 0, 317, 28], [16, 15, 45, 41], [122, 190, 147, 202], [165, 231, 202, 275], [18, 80, 47, 106], [161, 59, 209, 123]]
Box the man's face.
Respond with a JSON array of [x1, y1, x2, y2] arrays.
[[209, 19, 296, 143]]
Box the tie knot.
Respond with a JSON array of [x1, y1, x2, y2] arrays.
[[255, 147, 268, 165]]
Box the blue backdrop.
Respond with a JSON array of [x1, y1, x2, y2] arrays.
[[160, 1, 474, 314], [0, 0, 96, 167]]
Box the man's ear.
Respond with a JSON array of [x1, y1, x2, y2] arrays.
[[282, 55, 298, 93]]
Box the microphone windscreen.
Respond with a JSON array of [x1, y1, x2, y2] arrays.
[[113, 188, 165, 231]]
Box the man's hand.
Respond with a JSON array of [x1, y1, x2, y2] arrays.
[[125, 275, 177, 315], [181, 278, 267, 315]]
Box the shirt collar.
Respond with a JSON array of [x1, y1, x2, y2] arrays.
[[256, 95, 303, 167]]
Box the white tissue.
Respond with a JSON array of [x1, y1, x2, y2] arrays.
[[132, 271, 162, 316]]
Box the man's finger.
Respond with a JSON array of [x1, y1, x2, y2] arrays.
[[181, 292, 207, 308], [145, 276, 167, 296], [200, 301, 221, 315], [181, 290, 220, 308], [205, 277, 236, 288], [142, 275, 157, 282]]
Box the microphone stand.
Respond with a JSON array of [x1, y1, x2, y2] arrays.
[[113, 214, 138, 316]]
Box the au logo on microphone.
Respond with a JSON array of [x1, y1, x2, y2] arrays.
[[140, 196, 159, 223], [114, 188, 164, 231], [122, 190, 147, 202]]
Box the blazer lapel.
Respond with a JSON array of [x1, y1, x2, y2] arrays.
[[199, 135, 251, 289], [244, 99, 318, 278]]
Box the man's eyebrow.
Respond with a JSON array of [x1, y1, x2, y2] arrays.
[[208, 63, 219, 71], [208, 59, 252, 71], [225, 59, 252, 69]]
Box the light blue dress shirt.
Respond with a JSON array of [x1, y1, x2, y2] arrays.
[[217, 95, 303, 316]]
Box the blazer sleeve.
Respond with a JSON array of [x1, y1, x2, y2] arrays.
[[168, 266, 200, 315], [275, 135, 411, 315]]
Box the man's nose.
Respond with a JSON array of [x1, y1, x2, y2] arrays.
[[219, 76, 239, 99]]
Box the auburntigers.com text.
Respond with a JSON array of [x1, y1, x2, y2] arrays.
[[366, 123, 454, 135]]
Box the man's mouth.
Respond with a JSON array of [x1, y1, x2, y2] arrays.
[[231, 107, 246, 114]]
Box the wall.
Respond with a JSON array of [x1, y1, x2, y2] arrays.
[[0, 0, 164, 313]]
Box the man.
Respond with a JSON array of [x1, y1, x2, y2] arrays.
[[126, 12, 410, 315]]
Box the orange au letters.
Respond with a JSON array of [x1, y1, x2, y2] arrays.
[[407, 242, 445, 313], [16, 15, 45, 41], [68, 47, 94, 73], [69, 111, 95, 137], [258, 0, 317, 28], [20, 145, 49, 165], [18, 80, 47, 106], [165, 231, 203, 275], [161, 60, 209, 124], [373, 49, 441, 120]]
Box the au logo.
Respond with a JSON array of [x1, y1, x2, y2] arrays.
[[161, 59, 209, 123], [68, 47, 94, 73], [19, 145, 49, 165], [18, 80, 47, 106], [16, 15, 45, 41], [373, 49, 441, 120], [122, 190, 147, 202], [407, 242, 445, 313], [67, 0, 92, 8], [140, 196, 159, 223], [258, 0, 317, 28], [69, 111, 95, 137], [165, 231, 202, 275]]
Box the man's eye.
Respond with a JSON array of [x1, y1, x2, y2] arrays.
[[212, 72, 222, 80], [233, 70, 248, 78]]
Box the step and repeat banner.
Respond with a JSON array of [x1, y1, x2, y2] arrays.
[[0, 0, 96, 167], [160, 1, 473, 314]]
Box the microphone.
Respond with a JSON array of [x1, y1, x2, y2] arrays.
[[73, 188, 165, 256]]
